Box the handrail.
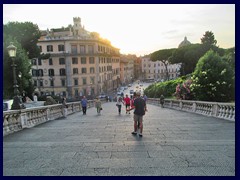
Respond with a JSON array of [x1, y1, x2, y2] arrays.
[[147, 98, 235, 121], [3, 99, 106, 137]]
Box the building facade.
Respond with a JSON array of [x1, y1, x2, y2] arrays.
[[141, 57, 181, 81], [32, 17, 120, 99], [120, 57, 134, 85]]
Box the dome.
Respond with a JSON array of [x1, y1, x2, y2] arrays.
[[178, 36, 191, 48]]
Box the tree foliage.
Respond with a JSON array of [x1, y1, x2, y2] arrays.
[[3, 21, 42, 99], [3, 38, 32, 98], [144, 76, 188, 98], [4, 22, 41, 59], [201, 31, 217, 47], [191, 50, 234, 102], [170, 44, 207, 75]]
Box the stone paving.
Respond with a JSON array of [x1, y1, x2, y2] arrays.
[[3, 102, 235, 176]]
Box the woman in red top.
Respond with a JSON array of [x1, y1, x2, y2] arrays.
[[123, 94, 131, 114]]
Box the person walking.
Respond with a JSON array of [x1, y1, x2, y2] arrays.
[[81, 96, 88, 115], [62, 97, 68, 118], [116, 96, 124, 115], [160, 94, 165, 108], [95, 97, 102, 115], [131, 92, 147, 137], [123, 94, 131, 114], [143, 94, 148, 102]]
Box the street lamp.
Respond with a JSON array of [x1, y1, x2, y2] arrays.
[[7, 42, 23, 110]]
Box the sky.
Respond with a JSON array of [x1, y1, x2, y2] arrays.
[[3, 4, 235, 56]]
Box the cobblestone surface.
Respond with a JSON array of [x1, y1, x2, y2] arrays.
[[3, 102, 235, 176]]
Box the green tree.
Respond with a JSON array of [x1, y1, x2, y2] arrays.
[[201, 31, 217, 50], [191, 50, 234, 102], [150, 48, 176, 80], [4, 22, 42, 59], [3, 38, 33, 99], [3, 21, 44, 99], [170, 44, 207, 75]]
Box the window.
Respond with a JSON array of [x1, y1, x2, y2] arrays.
[[90, 67, 95, 73], [48, 69, 55, 76], [49, 58, 53, 65], [73, 68, 78, 74], [38, 69, 43, 76], [72, 57, 78, 64], [60, 68, 66, 76], [32, 59, 37, 65], [88, 45, 94, 54], [89, 57, 95, 64], [81, 57, 86, 64], [82, 78, 87, 85], [38, 59, 42, 65], [71, 45, 77, 54], [32, 69, 38, 77], [50, 79, 54, 86], [90, 77, 95, 84], [59, 58, 65, 65], [80, 45, 85, 54], [47, 45, 53, 52], [39, 80, 43, 87], [38, 46, 42, 52], [33, 80, 37, 86], [74, 89, 79, 97], [83, 88, 86, 95], [82, 68, 87, 74], [61, 79, 65, 86], [74, 79, 78, 86], [58, 44, 65, 51]]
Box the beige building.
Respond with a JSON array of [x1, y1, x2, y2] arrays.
[[141, 57, 181, 81], [120, 55, 135, 85], [32, 17, 120, 99]]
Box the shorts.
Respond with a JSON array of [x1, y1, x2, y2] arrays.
[[126, 104, 130, 109], [134, 114, 143, 123]]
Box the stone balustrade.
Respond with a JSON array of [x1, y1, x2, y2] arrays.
[[147, 98, 235, 121], [3, 99, 105, 137]]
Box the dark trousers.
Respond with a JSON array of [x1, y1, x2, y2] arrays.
[[118, 105, 122, 113], [82, 106, 87, 114]]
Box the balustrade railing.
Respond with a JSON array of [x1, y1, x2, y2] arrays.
[[148, 98, 235, 121], [3, 99, 105, 137]]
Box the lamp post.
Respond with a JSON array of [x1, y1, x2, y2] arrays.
[[7, 42, 22, 110], [90, 81, 93, 99]]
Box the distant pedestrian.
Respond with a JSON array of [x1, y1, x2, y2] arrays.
[[131, 92, 147, 137], [143, 94, 148, 102], [160, 94, 165, 108], [81, 96, 88, 115], [116, 96, 124, 115], [62, 97, 68, 118], [124, 94, 131, 114], [95, 97, 102, 115]]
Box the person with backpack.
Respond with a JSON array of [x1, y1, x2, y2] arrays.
[[81, 96, 88, 115], [131, 92, 147, 137]]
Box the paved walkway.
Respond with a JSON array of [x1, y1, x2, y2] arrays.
[[3, 102, 235, 176]]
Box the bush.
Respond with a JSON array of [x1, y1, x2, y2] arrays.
[[144, 77, 186, 98], [191, 50, 234, 102]]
